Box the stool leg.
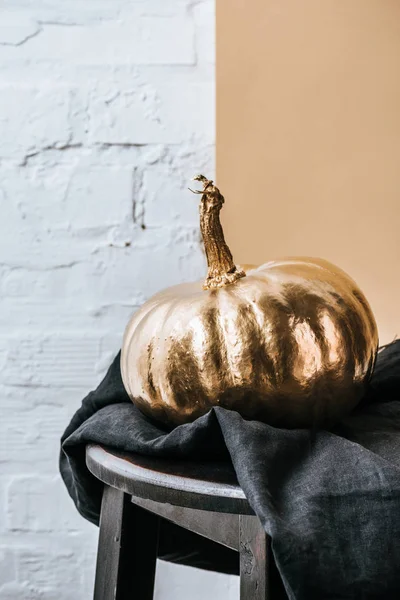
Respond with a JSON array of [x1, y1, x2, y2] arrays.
[[239, 515, 270, 600], [94, 485, 159, 600]]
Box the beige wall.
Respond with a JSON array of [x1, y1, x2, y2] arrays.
[[217, 0, 400, 343]]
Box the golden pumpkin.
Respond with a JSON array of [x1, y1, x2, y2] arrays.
[[121, 175, 378, 428]]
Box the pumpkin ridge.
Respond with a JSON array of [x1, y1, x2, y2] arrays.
[[166, 330, 208, 416], [139, 296, 184, 405], [232, 285, 277, 389], [201, 298, 226, 390]]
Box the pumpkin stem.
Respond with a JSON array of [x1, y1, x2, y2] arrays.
[[190, 175, 246, 290]]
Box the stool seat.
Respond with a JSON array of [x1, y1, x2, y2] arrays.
[[86, 444, 253, 515], [87, 444, 285, 600]]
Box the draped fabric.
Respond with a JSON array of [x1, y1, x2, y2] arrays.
[[60, 341, 400, 599]]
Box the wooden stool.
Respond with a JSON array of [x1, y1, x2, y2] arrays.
[[87, 444, 281, 600]]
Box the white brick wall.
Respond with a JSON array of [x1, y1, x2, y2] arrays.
[[0, 1, 239, 598]]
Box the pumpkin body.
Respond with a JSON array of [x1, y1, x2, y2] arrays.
[[121, 256, 378, 428]]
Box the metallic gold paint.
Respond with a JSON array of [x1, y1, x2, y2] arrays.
[[121, 178, 378, 429]]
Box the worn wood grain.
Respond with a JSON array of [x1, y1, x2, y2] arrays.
[[94, 485, 159, 600], [239, 515, 270, 600]]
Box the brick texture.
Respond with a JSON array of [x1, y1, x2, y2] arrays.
[[0, 1, 238, 598]]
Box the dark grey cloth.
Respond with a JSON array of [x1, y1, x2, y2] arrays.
[[60, 341, 400, 599]]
